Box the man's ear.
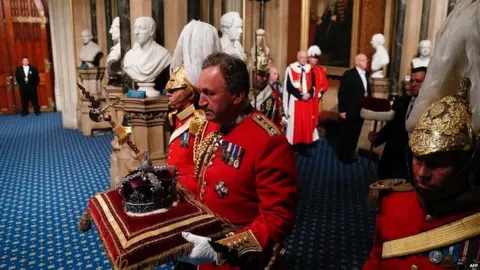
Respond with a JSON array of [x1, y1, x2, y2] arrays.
[[232, 92, 245, 105]]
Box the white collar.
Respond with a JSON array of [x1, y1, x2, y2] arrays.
[[356, 67, 365, 74], [289, 62, 311, 73]]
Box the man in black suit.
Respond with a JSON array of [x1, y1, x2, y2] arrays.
[[368, 67, 427, 180], [336, 54, 372, 163], [15, 57, 40, 116]]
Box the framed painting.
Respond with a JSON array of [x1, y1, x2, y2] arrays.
[[303, 0, 361, 76]]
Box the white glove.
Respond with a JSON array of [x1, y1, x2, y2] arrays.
[[179, 232, 217, 265]]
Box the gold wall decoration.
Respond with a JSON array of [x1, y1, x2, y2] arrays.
[[12, 16, 48, 29]]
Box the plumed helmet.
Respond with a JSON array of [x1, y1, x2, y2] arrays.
[[307, 45, 321, 57], [409, 77, 475, 156], [253, 28, 269, 76], [167, 20, 221, 92]]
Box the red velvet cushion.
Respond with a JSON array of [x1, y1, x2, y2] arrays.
[[84, 184, 233, 270], [361, 96, 391, 112]]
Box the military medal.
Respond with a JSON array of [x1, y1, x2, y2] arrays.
[[221, 140, 228, 163], [214, 181, 228, 199], [234, 146, 244, 169], [180, 132, 190, 148], [429, 250, 443, 264], [441, 245, 457, 268], [229, 145, 237, 166]]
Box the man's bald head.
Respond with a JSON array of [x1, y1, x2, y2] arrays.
[[355, 54, 368, 70], [297, 51, 308, 65]]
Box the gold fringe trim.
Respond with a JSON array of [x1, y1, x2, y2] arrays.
[[78, 209, 92, 232]]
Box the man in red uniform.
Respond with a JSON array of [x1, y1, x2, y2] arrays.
[[307, 45, 329, 123], [166, 20, 221, 194], [283, 50, 319, 147], [363, 78, 480, 270], [178, 52, 298, 270], [249, 35, 284, 129]]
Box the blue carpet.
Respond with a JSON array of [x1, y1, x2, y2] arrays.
[[0, 113, 376, 270]]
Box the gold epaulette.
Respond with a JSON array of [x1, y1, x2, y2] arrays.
[[368, 179, 413, 211], [189, 110, 206, 136], [252, 113, 280, 136], [215, 230, 263, 266]]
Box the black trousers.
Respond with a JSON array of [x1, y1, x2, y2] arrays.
[[20, 87, 40, 114], [336, 118, 363, 161]]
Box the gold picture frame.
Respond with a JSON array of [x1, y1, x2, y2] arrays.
[[301, 0, 361, 76]]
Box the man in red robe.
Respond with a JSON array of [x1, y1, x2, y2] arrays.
[[363, 81, 480, 270], [307, 45, 329, 125], [283, 51, 319, 149]]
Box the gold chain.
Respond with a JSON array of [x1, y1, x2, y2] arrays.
[[193, 121, 221, 181]]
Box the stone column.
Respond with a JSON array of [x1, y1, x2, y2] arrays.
[[152, 0, 165, 46], [399, 0, 423, 90], [427, 0, 449, 52], [188, 0, 201, 21], [48, 0, 78, 128], [388, 0, 406, 94], [122, 96, 170, 166], [90, 0, 98, 42], [105, 0, 114, 50], [118, 0, 132, 93]]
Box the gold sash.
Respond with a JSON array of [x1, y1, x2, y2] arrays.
[[382, 212, 480, 259]]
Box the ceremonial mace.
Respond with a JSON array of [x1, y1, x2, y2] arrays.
[[77, 82, 143, 161]]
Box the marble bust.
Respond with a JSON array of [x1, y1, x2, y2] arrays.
[[220, 12, 246, 60], [249, 29, 270, 69], [106, 17, 121, 81], [370, 33, 390, 79], [123, 17, 171, 97], [78, 29, 102, 68], [412, 40, 432, 68]]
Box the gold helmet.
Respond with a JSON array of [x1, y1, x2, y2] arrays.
[[253, 29, 269, 77], [409, 77, 475, 156], [165, 65, 196, 94]]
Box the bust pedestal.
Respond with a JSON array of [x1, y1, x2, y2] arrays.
[[77, 68, 111, 136], [137, 82, 159, 97], [357, 78, 391, 157], [109, 96, 169, 188]]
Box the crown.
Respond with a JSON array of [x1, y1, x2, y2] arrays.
[[117, 151, 178, 214], [409, 77, 475, 156]]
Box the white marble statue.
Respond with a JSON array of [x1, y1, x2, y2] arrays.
[[220, 12, 246, 60], [107, 17, 120, 66], [78, 29, 101, 68], [123, 17, 171, 97], [107, 17, 121, 81], [370, 33, 390, 78], [411, 40, 432, 68]]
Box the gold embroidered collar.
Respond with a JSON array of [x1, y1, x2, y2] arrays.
[[176, 104, 196, 122]]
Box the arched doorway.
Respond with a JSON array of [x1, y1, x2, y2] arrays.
[[0, 0, 54, 114]]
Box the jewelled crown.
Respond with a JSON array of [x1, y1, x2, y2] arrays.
[[409, 77, 475, 156], [117, 151, 178, 214]]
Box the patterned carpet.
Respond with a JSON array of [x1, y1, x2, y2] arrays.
[[0, 113, 376, 270]]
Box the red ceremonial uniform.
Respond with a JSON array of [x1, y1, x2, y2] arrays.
[[283, 62, 319, 145], [166, 105, 198, 194], [364, 191, 480, 270], [195, 110, 298, 270], [311, 65, 328, 123]]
